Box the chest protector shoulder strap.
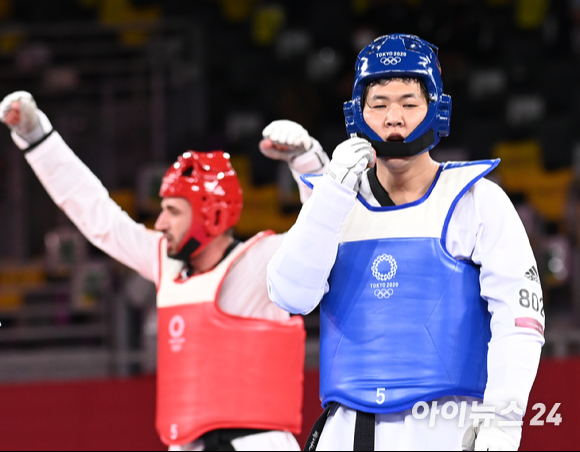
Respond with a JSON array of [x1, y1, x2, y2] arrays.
[[155, 231, 305, 446]]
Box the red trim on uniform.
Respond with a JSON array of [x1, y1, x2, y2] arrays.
[[167, 230, 276, 285], [172, 268, 194, 284], [515, 317, 544, 336]]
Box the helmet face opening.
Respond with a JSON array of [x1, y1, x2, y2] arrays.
[[344, 34, 452, 158], [159, 151, 243, 261]]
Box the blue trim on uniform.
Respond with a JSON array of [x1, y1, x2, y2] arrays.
[[300, 173, 322, 190], [440, 159, 501, 257], [356, 164, 444, 212], [323, 389, 484, 413], [441, 160, 498, 171]]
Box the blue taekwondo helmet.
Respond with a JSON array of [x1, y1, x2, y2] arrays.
[[343, 34, 452, 158]]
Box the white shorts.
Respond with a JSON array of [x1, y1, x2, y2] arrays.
[[316, 396, 480, 451]]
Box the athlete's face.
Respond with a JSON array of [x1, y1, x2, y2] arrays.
[[154, 197, 192, 255], [363, 79, 428, 143], [362, 79, 430, 171]]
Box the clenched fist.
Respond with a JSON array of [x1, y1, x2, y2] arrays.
[[327, 137, 375, 191], [0, 91, 52, 149], [260, 120, 313, 162]]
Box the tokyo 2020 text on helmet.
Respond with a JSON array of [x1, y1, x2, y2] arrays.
[[343, 33, 452, 158], [159, 151, 243, 261]]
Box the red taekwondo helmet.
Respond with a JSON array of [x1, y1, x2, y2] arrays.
[[159, 150, 243, 261]]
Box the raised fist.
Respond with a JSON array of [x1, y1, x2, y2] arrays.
[[260, 120, 313, 162], [327, 137, 375, 191], [0, 91, 52, 148]]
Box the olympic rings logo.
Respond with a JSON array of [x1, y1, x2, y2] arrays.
[[380, 57, 401, 66], [169, 315, 185, 339], [371, 254, 398, 281], [168, 315, 186, 353], [374, 289, 394, 299]]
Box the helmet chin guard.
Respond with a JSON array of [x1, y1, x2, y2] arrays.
[[343, 34, 452, 157], [159, 151, 243, 261]]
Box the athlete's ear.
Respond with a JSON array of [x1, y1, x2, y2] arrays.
[[369, 148, 377, 168]]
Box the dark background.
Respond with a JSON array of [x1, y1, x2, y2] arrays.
[[0, 0, 579, 376]]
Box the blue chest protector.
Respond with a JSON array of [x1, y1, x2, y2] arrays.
[[319, 160, 498, 413]]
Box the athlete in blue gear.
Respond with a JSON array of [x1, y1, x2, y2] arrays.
[[266, 34, 545, 451]]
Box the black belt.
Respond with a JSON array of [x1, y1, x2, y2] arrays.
[[304, 403, 335, 451], [354, 410, 375, 451], [201, 428, 268, 451], [303, 404, 376, 451]]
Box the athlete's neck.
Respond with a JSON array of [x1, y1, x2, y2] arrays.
[[188, 234, 235, 275], [375, 153, 440, 205]]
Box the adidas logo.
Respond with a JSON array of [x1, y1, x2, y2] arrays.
[[525, 266, 540, 284]]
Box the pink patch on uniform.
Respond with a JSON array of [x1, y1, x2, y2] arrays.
[[515, 317, 544, 336]]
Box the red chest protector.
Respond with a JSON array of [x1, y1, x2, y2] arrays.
[[155, 231, 305, 446]]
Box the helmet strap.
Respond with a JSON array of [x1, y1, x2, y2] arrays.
[[173, 237, 202, 263], [358, 129, 435, 158]]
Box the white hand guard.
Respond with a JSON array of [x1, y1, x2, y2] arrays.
[[327, 137, 374, 192], [474, 424, 519, 451], [462, 424, 479, 451], [462, 422, 520, 451], [290, 137, 328, 176], [0, 91, 53, 149], [260, 119, 313, 162]]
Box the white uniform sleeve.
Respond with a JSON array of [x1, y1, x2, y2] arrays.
[[267, 175, 356, 314], [447, 178, 544, 440], [24, 132, 162, 284], [220, 234, 292, 321]]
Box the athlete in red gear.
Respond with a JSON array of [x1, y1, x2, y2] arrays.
[[0, 91, 329, 451]]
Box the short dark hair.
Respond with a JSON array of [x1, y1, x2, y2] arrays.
[[362, 77, 430, 109]]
